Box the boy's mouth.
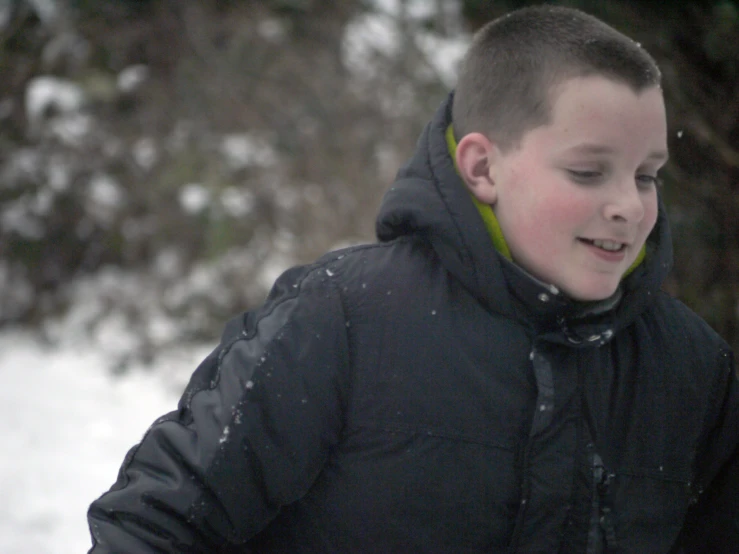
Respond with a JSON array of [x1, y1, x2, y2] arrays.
[[579, 238, 626, 252]]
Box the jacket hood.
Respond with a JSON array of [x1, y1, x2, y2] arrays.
[[376, 92, 674, 336]]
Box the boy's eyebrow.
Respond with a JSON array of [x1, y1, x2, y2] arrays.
[[647, 150, 670, 162], [566, 143, 669, 162]]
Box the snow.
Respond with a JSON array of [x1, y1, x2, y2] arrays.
[[220, 133, 278, 171], [371, 0, 447, 21], [0, 330, 205, 554], [117, 65, 149, 94], [342, 11, 401, 75], [49, 113, 94, 147], [219, 186, 255, 218], [415, 33, 468, 87], [0, 5, 469, 553], [132, 137, 158, 171], [25, 76, 86, 128], [343, 0, 467, 85], [87, 173, 125, 222], [1, 196, 45, 238], [257, 18, 287, 42], [178, 182, 211, 214]]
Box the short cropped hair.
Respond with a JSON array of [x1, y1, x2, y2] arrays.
[[452, 5, 662, 151]]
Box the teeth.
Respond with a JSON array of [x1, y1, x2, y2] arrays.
[[591, 239, 623, 251]]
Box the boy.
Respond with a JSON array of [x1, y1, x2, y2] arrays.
[[88, 5, 739, 553]]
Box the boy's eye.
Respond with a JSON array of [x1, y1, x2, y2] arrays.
[[567, 169, 603, 182], [636, 174, 663, 189]]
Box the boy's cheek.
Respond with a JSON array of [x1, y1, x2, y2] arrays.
[[640, 199, 660, 238]]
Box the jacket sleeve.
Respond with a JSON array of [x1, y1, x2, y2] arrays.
[[87, 263, 351, 553], [674, 349, 739, 553]]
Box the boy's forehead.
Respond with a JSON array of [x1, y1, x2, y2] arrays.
[[528, 76, 668, 153], [565, 142, 669, 162], [558, 73, 664, 98], [549, 76, 665, 118]]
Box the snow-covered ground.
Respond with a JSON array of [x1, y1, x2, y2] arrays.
[[0, 330, 211, 554], [0, 4, 470, 553]]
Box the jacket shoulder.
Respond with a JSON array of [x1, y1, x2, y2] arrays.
[[315, 236, 440, 293], [649, 291, 731, 353], [639, 291, 734, 408]]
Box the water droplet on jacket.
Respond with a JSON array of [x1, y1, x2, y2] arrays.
[[219, 426, 230, 444]]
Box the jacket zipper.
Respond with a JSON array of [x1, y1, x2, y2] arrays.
[[508, 439, 533, 552], [587, 452, 618, 554]]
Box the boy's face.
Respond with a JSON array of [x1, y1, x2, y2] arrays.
[[467, 76, 668, 301]]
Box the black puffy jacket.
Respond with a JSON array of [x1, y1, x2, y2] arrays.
[[88, 94, 739, 553]]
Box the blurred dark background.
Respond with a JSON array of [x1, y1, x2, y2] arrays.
[[1, 0, 738, 367]]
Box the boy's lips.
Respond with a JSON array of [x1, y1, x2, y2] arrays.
[[579, 238, 627, 252], [578, 237, 629, 262]]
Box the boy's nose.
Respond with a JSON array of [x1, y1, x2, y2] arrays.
[[602, 180, 646, 223]]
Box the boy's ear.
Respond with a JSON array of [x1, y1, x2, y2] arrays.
[[455, 132, 498, 205]]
